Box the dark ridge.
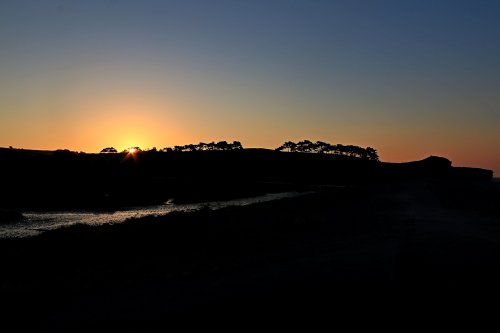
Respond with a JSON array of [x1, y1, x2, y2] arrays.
[[0, 147, 493, 211], [0, 146, 498, 326], [450, 166, 494, 181]]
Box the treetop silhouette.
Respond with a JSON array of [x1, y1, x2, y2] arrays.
[[98, 140, 377, 160], [100, 147, 118, 153], [275, 140, 379, 161], [163, 141, 243, 152]]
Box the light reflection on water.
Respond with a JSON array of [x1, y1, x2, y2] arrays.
[[0, 192, 307, 239]]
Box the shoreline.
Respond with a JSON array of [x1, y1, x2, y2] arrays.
[[0, 191, 311, 239]]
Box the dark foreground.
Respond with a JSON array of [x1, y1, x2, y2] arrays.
[[1, 179, 500, 327], [0, 147, 492, 212]]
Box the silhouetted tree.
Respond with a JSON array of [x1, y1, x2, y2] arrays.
[[230, 141, 243, 150], [122, 147, 142, 153], [215, 141, 229, 150], [100, 147, 117, 153], [165, 140, 243, 152], [315, 141, 330, 153], [275, 140, 379, 161], [198, 142, 208, 151], [366, 147, 379, 161], [276, 141, 297, 152], [293, 140, 312, 152]]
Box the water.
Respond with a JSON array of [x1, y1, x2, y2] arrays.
[[0, 192, 307, 239]]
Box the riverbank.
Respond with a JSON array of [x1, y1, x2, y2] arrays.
[[0, 191, 308, 238], [1, 179, 499, 327]]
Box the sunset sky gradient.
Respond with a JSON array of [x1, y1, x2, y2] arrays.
[[1, 0, 499, 174]]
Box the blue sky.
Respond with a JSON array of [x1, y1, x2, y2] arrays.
[[1, 0, 499, 173]]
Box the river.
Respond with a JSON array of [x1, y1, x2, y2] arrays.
[[0, 192, 307, 238]]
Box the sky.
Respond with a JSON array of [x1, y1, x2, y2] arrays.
[[0, 0, 499, 174]]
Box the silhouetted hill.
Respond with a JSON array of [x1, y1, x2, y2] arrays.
[[0, 147, 493, 210], [0, 148, 498, 326], [378, 155, 492, 181]]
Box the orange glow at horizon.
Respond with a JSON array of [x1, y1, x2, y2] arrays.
[[0, 84, 498, 175]]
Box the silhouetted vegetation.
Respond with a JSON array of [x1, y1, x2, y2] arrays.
[[124, 146, 142, 153], [276, 140, 379, 161], [0, 144, 496, 327], [0, 144, 492, 212], [100, 147, 117, 153], [165, 140, 243, 152]]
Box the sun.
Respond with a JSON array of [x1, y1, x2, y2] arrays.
[[123, 147, 142, 161], [127, 147, 141, 154]]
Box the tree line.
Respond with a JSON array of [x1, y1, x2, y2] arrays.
[[167, 141, 243, 152], [100, 141, 243, 154], [275, 140, 379, 161], [100, 139, 379, 161]]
